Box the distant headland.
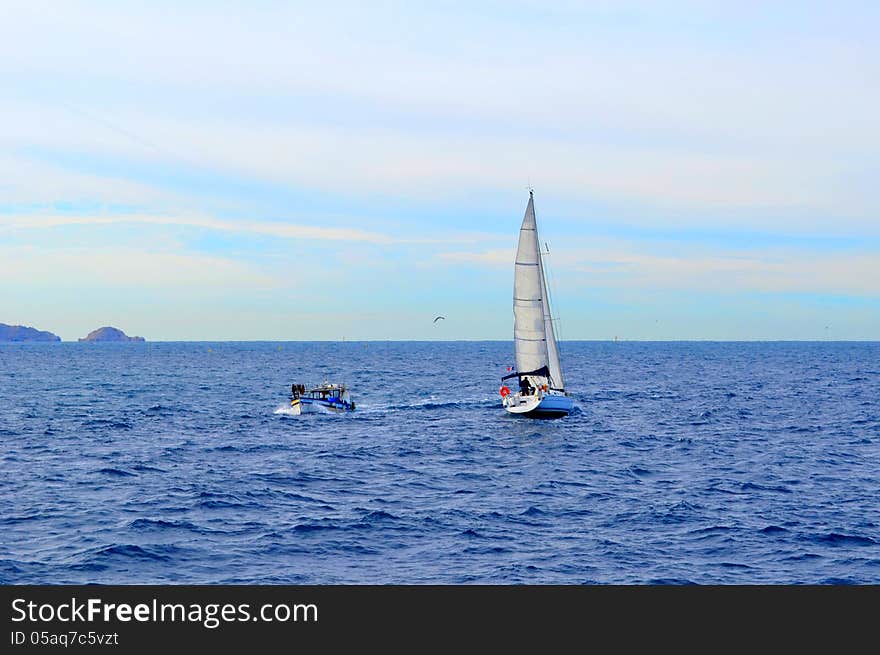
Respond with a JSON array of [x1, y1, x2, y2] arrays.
[[0, 323, 62, 342], [79, 327, 146, 342]]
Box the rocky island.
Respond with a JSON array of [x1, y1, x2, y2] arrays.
[[79, 326, 145, 342], [0, 323, 62, 342]]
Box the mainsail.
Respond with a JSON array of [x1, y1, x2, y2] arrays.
[[512, 191, 565, 389]]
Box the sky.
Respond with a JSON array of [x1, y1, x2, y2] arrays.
[[1, 1, 878, 341]]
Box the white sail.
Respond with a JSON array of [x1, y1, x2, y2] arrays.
[[511, 191, 564, 392], [513, 192, 547, 374]]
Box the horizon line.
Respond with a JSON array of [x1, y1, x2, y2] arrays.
[[3, 338, 878, 344]]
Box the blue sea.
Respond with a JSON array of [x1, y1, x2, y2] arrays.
[[1, 341, 878, 584]]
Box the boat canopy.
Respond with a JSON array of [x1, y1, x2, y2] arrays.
[[501, 365, 550, 381]]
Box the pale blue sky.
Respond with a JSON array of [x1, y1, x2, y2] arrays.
[[1, 1, 878, 340]]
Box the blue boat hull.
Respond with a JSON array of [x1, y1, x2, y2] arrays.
[[528, 394, 573, 418], [504, 392, 573, 418], [299, 397, 354, 413]]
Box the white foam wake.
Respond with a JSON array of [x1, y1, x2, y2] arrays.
[[273, 404, 301, 416]]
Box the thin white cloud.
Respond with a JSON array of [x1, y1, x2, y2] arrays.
[[1, 245, 276, 290], [1, 213, 398, 245], [437, 249, 513, 267], [3, 100, 862, 219], [0, 152, 175, 205], [570, 251, 880, 296], [437, 241, 880, 297]]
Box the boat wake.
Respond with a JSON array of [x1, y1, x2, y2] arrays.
[[387, 397, 498, 411], [273, 397, 497, 417], [273, 405, 301, 417]]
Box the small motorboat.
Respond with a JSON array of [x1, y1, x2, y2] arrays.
[[290, 382, 355, 413]]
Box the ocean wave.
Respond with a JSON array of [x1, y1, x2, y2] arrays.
[[127, 518, 205, 533], [75, 543, 178, 564], [292, 522, 344, 534], [96, 467, 137, 477], [812, 532, 877, 547], [759, 525, 788, 534], [740, 482, 792, 493], [82, 419, 133, 430], [131, 464, 166, 473], [2, 514, 42, 525]]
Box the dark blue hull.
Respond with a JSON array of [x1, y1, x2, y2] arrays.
[[299, 397, 355, 412]]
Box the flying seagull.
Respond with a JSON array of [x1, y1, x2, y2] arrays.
[[433, 316, 446, 323]]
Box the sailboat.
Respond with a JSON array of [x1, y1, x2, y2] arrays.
[[500, 190, 574, 418]]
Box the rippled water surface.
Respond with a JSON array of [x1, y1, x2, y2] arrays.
[[1, 341, 878, 584]]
